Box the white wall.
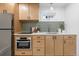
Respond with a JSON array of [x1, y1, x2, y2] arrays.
[[39, 6, 65, 21], [65, 3, 79, 56]]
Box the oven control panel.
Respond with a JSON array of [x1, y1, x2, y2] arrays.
[[15, 37, 31, 40]]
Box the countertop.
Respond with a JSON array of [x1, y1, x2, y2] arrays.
[[14, 32, 77, 35]]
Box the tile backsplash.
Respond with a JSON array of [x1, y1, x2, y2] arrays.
[[21, 21, 64, 32]]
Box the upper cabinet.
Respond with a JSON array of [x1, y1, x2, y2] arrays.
[[29, 4, 39, 20], [19, 3, 39, 20], [19, 4, 29, 20]]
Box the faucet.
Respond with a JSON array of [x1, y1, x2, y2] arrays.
[[48, 25, 50, 32]]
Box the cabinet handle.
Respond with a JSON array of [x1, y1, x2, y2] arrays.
[[21, 52, 25, 54], [68, 36, 72, 38], [37, 49, 40, 51], [64, 40, 66, 44], [37, 41, 40, 43], [55, 36, 56, 39], [53, 36, 54, 39], [53, 36, 56, 40], [37, 36, 40, 38]]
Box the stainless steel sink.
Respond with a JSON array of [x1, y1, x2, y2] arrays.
[[32, 32, 48, 34], [32, 32, 57, 34]]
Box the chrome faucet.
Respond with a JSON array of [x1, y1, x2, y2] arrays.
[[48, 25, 50, 32]]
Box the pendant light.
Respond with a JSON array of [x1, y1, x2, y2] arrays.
[[50, 3, 54, 11]]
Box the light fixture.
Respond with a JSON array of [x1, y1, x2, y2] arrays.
[[50, 3, 54, 10]]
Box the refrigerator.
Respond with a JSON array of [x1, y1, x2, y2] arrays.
[[0, 13, 13, 56]]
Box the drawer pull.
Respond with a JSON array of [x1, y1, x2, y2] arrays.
[[21, 52, 25, 54], [68, 36, 72, 38], [37, 36, 40, 38], [64, 40, 66, 44], [54, 36, 56, 39], [37, 49, 40, 51], [37, 41, 40, 43], [53, 36, 56, 40]]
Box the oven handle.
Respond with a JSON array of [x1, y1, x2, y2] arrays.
[[16, 41, 31, 42]]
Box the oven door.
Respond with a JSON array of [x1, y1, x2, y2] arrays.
[[17, 40, 31, 49]]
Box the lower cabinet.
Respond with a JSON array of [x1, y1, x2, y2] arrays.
[[15, 50, 32, 56], [45, 35, 76, 56], [55, 35, 64, 56], [32, 36, 45, 56], [33, 47, 44, 56], [46, 36, 54, 56], [14, 35, 76, 56], [64, 35, 76, 56], [32, 35, 76, 56], [46, 35, 63, 56]]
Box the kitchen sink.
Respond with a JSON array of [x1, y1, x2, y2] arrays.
[[32, 32, 48, 34], [32, 32, 57, 34]]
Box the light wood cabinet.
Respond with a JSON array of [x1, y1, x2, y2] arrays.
[[32, 36, 45, 56], [29, 3, 39, 20], [14, 4, 21, 33], [15, 50, 32, 56], [0, 3, 15, 14], [46, 35, 63, 56], [54, 35, 63, 56], [64, 35, 76, 56], [19, 4, 29, 20], [14, 35, 76, 56], [46, 36, 54, 56], [33, 39, 44, 47], [33, 47, 44, 56], [19, 3, 39, 20]]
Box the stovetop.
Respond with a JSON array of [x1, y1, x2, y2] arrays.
[[18, 32, 32, 34]]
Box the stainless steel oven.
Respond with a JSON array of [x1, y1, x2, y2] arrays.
[[16, 37, 31, 49]]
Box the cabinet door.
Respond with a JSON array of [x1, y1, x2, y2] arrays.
[[46, 36, 54, 56], [64, 35, 76, 56], [19, 4, 29, 20], [55, 35, 64, 56], [29, 3, 39, 20]]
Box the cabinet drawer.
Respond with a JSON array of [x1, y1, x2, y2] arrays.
[[33, 39, 44, 47], [33, 47, 45, 56], [64, 35, 76, 40], [32, 36, 44, 40], [15, 50, 32, 56]]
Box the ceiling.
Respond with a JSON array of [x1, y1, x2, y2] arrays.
[[40, 3, 69, 8]]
